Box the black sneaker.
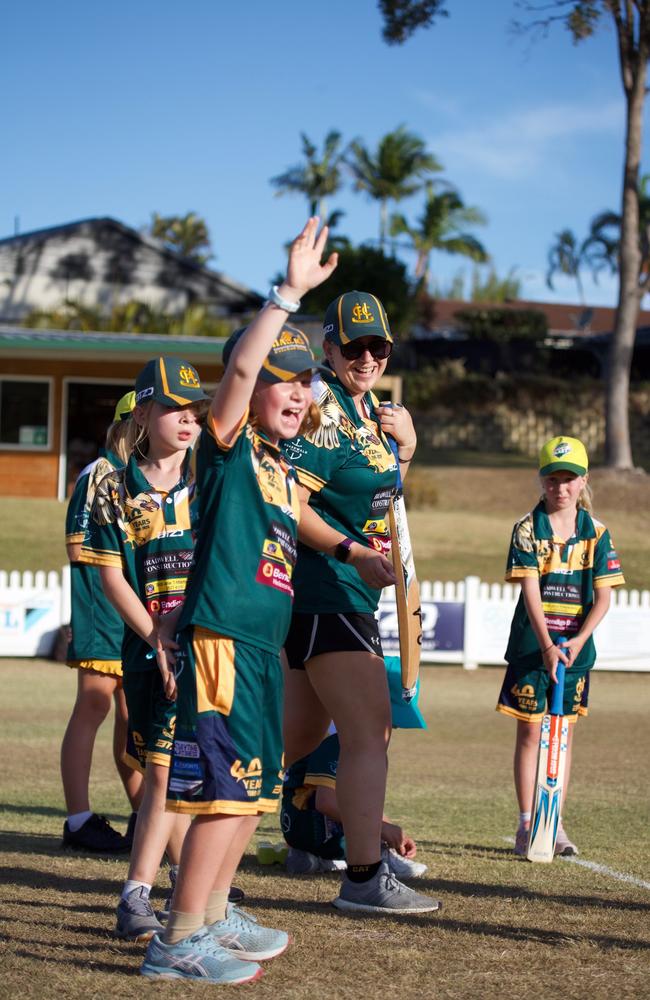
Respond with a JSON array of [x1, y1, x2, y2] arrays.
[[62, 813, 130, 854], [124, 811, 138, 850], [229, 885, 245, 905]]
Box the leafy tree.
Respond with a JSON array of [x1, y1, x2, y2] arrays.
[[470, 265, 522, 302], [455, 306, 547, 343], [348, 126, 442, 248], [390, 182, 488, 284], [377, 0, 650, 469], [149, 212, 213, 264], [299, 244, 416, 333], [22, 298, 232, 337], [379, 0, 448, 43], [546, 228, 591, 303], [270, 131, 347, 222]]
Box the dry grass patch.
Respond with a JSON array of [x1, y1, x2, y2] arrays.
[[1, 660, 649, 1000]]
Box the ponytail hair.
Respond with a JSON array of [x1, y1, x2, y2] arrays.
[[577, 479, 593, 512], [105, 417, 135, 466]]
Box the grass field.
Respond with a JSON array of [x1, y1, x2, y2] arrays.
[[1, 467, 649, 588], [1, 659, 648, 1000]]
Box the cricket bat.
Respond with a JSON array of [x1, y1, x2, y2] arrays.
[[387, 436, 422, 697], [526, 647, 569, 863]]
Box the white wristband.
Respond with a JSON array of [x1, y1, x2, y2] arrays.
[[268, 284, 300, 313]]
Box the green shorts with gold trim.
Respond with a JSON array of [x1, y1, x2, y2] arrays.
[[67, 659, 123, 680], [122, 669, 176, 772], [496, 658, 590, 723], [167, 626, 284, 816]]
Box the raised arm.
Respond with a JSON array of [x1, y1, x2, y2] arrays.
[[212, 217, 338, 444]]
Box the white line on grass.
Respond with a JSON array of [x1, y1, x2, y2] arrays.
[[502, 837, 650, 890]]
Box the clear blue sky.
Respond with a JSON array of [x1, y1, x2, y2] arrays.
[[3, 0, 647, 306]]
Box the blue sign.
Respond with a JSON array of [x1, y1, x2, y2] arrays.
[[378, 600, 465, 653]]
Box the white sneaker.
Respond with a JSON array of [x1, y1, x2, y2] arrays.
[[383, 847, 428, 879], [286, 847, 345, 874]]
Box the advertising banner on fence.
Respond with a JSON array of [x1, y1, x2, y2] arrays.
[[378, 598, 465, 663]]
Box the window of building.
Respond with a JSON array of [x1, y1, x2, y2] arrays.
[[0, 377, 51, 449]]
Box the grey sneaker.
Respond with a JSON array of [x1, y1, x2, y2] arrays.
[[554, 826, 579, 856], [514, 825, 530, 857], [332, 860, 441, 914], [116, 886, 164, 941], [286, 847, 346, 875], [383, 846, 428, 879], [156, 866, 178, 920]]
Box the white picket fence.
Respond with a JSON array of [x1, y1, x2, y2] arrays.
[[1, 568, 649, 671]]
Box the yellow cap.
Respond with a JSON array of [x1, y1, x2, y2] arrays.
[[113, 390, 136, 423], [539, 436, 588, 476]]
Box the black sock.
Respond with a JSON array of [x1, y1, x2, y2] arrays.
[[347, 861, 381, 883]]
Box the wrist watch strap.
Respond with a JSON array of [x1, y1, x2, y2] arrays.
[[334, 537, 355, 563]]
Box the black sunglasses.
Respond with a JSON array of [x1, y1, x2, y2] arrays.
[[339, 338, 393, 361]]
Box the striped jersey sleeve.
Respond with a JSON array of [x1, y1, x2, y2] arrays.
[[593, 521, 625, 589]]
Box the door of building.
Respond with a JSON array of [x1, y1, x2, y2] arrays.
[[64, 381, 131, 495]]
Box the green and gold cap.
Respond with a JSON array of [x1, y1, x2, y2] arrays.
[[322, 290, 393, 346], [223, 324, 328, 384], [113, 390, 136, 422], [539, 436, 589, 476], [135, 357, 209, 407]]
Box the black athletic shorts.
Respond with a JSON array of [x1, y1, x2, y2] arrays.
[[284, 612, 384, 671]]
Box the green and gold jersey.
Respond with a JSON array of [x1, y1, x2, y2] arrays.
[[282, 371, 397, 615], [282, 733, 339, 812], [65, 451, 124, 665], [178, 410, 301, 654], [79, 453, 194, 672], [505, 501, 625, 669]]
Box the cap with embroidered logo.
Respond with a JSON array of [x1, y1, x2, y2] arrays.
[[539, 436, 589, 476], [134, 357, 209, 407], [322, 290, 393, 346], [113, 390, 136, 423], [222, 324, 328, 384]]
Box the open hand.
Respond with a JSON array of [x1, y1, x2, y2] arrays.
[[282, 217, 338, 300]]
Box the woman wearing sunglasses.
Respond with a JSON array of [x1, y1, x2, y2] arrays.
[[282, 290, 439, 915]]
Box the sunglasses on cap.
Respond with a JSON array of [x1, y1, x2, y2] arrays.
[[338, 338, 393, 361]]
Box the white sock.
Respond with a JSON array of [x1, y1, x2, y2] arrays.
[[67, 810, 93, 832], [122, 880, 152, 901], [519, 811, 531, 828]]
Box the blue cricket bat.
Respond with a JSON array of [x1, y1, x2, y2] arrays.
[[527, 645, 569, 863]]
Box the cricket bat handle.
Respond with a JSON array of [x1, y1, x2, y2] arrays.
[[549, 642, 567, 716], [387, 435, 402, 487]]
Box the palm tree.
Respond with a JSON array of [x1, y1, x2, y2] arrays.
[[149, 212, 212, 264], [585, 174, 650, 294], [390, 183, 488, 285], [348, 125, 442, 249], [270, 130, 346, 222], [546, 228, 591, 304]]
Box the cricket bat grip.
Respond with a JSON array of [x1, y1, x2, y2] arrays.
[[549, 642, 567, 716], [387, 436, 403, 489]]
